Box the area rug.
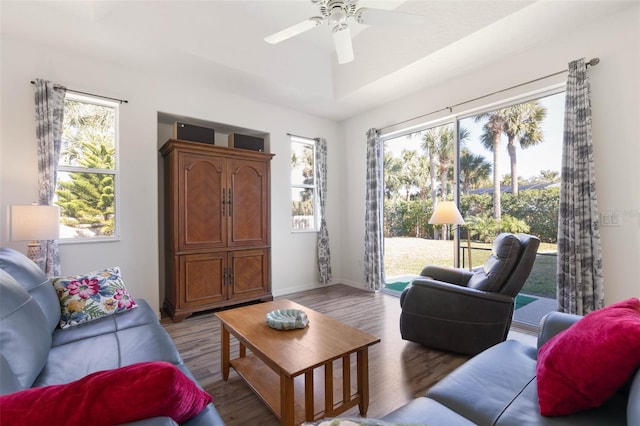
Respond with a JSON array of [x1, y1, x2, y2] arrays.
[[382, 279, 538, 310], [381, 276, 418, 297]]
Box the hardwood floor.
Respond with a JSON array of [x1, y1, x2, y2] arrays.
[[161, 284, 532, 425]]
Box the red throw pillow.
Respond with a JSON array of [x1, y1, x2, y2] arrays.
[[537, 297, 640, 416], [0, 361, 213, 425]]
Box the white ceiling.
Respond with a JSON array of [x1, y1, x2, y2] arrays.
[[1, 1, 635, 121]]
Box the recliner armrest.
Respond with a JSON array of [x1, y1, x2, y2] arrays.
[[537, 311, 582, 349], [400, 279, 514, 320], [419, 266, 474, 286]]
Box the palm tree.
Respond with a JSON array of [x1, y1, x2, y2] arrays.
[[421, 128, 440, 207], [421, 125, 469, 200], [475, 110, 508, 219], [459, 148, 492, 193], [415, 155, 431, 200], [383, 152, 403, 200], [503, 102, 547, 195], [540, 169, 560, 183], [399, 149, 419, 201], [421, 124, 470, 239]]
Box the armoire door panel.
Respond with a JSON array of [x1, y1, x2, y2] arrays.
[[228, 249, 269, 300], [179, 152, 226, 250], [180, 253, 226, 306], [228, 159, 268, 247]]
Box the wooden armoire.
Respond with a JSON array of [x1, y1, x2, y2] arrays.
[[160, 139, 274, 322]]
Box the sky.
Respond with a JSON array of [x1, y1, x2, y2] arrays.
[[385, 91, 565, 180]]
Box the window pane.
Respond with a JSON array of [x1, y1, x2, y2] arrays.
[[55, 171, 116, 238], [291, 141, 314, 186], [60, 99, 116, 169], [291, 187, 315, 230]]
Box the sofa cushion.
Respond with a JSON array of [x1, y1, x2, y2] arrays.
[[34, 321, 182, 387], [0, 247, 60, 332], [381, 396, 476, 425], [537, 297, 640, 416], [0, 354, 22, 395], [467, 233, 521, 292], [0, 270, 51, 392], [496, 373, 628, 425], [0, 361, 213, 426], [51, 298, 159, 347], [52, 266, 137, 328], [427, 339, 538, 425]]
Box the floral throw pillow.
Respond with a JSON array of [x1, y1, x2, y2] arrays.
[[52, 266, 137, 328]]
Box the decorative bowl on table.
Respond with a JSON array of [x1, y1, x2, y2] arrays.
[[266, 309, 309, 330]]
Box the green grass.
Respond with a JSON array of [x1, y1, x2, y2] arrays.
[[384, 237, 557, 299]]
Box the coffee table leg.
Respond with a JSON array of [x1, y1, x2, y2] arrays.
[[281, 374, 295, 426], [221, 323, 230, 381], [305, 371, 314, 421], [357, 348, 370, 415]]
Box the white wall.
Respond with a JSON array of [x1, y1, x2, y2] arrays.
[[340, 5, 640, 304], [0, 35, 342, 315], [2, 4, 638, 315]]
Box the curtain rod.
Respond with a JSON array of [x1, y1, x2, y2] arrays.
[[30, 81, 128, 104], [287, 132, 316, 141], [378, 57, 600, 133]]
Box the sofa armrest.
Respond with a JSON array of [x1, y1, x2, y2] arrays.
[[537, 311, 582, 349], [419, 266, 474, 286]]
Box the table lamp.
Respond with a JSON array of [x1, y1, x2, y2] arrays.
[[429, 201, 465, 267], [10, 204, 60, 270]]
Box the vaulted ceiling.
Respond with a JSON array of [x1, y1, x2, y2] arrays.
[[1, 1, 634, 120]]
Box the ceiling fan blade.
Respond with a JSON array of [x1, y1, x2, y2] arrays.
[[333, 25, 354, 64], [356, 7, 426, 27], [265, 18, 322, 44]]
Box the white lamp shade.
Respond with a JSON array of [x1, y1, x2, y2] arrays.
[[429, 201, 465, 225], [10, 205, 60, 241]]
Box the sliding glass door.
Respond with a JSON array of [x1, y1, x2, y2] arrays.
[[383, 90, 565, 326]]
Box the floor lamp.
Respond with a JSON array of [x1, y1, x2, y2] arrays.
[[10, 204, 60, 271], [429, 201, 465, 268]]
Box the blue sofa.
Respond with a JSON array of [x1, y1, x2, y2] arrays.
[[0, 247, 224, 425], [381, 311, 639, 425]]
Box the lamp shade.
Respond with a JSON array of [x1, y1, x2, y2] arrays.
[[10, 205, 60, 241], [429, 201, 465, 225]]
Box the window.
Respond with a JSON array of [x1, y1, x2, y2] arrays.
[[290, 136, 317, 231], [56, 94, 119, 240], [382, 89, 565, 327]]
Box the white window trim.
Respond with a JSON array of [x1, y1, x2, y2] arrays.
[[57, 93, 120, 243], [290, 135, 319, 233]]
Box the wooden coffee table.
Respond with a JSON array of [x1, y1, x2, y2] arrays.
[[216, 299, 380, 425]]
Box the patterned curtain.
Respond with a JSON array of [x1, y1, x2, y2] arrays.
[[557, 58, 604, 315], [315, 138, 332, 284], [34, 79, 66, 276], [364, 128, 385, 291]]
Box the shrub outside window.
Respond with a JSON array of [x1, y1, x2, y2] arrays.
[[55, 94, 119, 241]]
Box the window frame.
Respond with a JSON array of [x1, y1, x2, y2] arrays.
[[290, 135, 318, 233], [57, 93, 120, 243], [380, 84, 566, 267]]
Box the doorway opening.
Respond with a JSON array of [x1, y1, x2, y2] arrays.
[[382, 90, 565, 327]]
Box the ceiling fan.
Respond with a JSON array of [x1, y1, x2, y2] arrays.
[[264, 0, 426, 64]]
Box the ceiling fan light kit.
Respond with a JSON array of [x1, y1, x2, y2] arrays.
[[264, 0, 425, 64]]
